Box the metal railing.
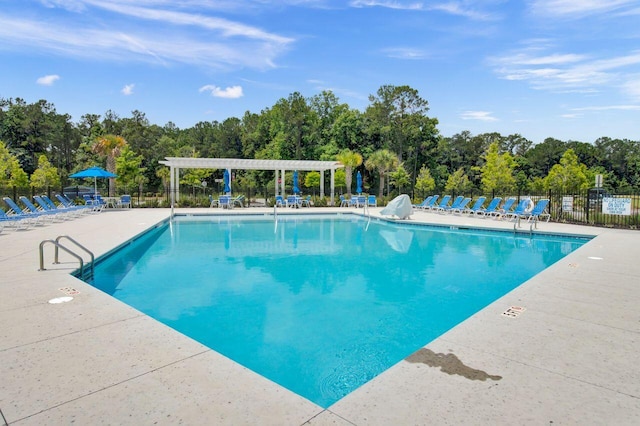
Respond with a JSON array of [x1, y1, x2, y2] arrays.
[[39, 236, 94, 279]]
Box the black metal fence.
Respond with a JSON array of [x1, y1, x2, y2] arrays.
[[469, 189, 639, 229], [543, 189, 640, 229], [3, 184, 639, 229]]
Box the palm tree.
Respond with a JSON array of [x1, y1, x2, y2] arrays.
[[336, 149, 363, 196], [365, 149, 399, 198], [93, 134, 127, 196]]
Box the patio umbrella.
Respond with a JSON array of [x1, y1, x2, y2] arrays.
[[292, 170, 300, 195], [69, 166, 117, 197], [223, 169, 231, 194], [356, 171, 363, 194]]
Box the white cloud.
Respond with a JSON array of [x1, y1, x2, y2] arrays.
[[428, 2, 498, 21], [529, 0, 637, 18], [122, 83, 135, 95], [199, 85, 244, 99], [39, 0, 87, 12], [571, 105, 640, 111], [491, 44, 640, 96], [502, 52, 586, 66], [382, 47, 428, 60], [460, 111, 498, 121], [0, 1, 293, 70], [622, 78, 640, 100], [349, 1, 424, 11], [349, 0, 500, 20], [36, 74, 60, 85], [83, 0, 292, 43]]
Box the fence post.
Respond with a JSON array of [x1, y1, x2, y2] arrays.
[[585, 189, 589, 224]]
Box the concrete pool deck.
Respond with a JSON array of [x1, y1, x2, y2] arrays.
[[1, 207, 638, 424]]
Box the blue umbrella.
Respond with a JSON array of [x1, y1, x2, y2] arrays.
[[292, 170, 300, 195], [69, 166, 117, 197], [223, 169, 231, 194], [356, 171, 363, 194]]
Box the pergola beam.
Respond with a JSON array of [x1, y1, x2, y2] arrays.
[[159, 157, 345, 207]]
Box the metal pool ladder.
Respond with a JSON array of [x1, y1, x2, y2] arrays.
[[273, 203, 278, 233], [363, 201, 371, 231], [39, 235, 95, 280]]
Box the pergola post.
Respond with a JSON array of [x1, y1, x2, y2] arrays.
[[281, 169, 285, 196], [274, 169, 279, 196], [320, 170, 325, 200], [169, 165, 175, 210], [330, 169, 335, 206], [174, 167, 180, 203]]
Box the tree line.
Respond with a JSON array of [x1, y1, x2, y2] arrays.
[[1, 86, 639, 202]]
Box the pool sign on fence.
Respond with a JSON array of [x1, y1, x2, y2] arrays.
[[602, 197, 631, 215], [562, 196, 574, 212]]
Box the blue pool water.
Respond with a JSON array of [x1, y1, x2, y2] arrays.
[[87, 214, 587, 407]]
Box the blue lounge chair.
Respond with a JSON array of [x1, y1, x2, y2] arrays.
[[450, 197, 472, 215], [300, 195, 312, 207], [462, 197, 486, 215], [229, 195, 244, 208], [488, 197, 516, 218], [0, 208, 31, 230], [425, 195, 451, 211], [475, 197, 502, 217], [287, 195, 301, 208], [95, 195, 108, 209], [19, 196, 61, 222], [435, 195, 462, 213], [524, 199, 550, 223], [218, 195, 232, 209], [32, 196, 70, 220], [339, 195, 348, 207], [117, 195, 132, 209], [413, 196, 433, 209], [55, 194, 93, 214], [420, 195, 440, 211], [348, 196, 360, 207], [503, 199, 532, 221], [3, 197, 44, 225], [60, 194, 76, 205], [367, 195, 377, 207], [38, 195, 84, 218], [427, 195, 451, 213], [82, 194, 105, 212]]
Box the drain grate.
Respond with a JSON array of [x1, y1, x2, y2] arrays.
[[502, 306, 526, 318]]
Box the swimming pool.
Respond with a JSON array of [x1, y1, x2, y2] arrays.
[[86, 214, 588, 407]]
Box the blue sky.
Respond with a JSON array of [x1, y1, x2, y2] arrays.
[[1, 0, 639, 145]]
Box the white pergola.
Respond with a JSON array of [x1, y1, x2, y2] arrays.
[[159, 157, 344, 207]]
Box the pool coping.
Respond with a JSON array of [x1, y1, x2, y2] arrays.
[[1, 207, 638, 424]]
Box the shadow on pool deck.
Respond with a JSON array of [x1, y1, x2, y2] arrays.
[[1, 207, 638, 424]]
